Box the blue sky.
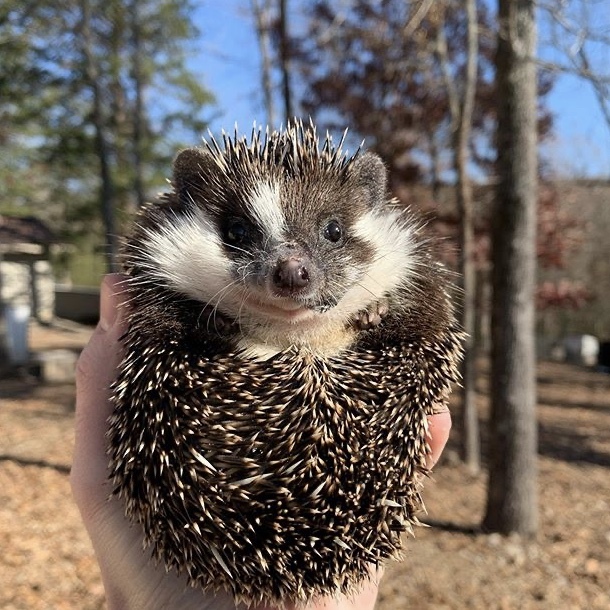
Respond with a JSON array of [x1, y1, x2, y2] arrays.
[[191, 1, 610, 179]]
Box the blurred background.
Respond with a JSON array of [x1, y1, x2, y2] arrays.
[[1, 1, 609, 609]]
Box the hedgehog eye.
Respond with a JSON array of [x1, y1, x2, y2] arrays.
[[226, 221, 248, 245], [323, 220, 343, 243]]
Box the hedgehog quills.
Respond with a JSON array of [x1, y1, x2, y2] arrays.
[[107, 123, 462, 607]]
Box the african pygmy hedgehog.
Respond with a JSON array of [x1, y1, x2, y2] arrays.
[[108, 121, 462, 607]]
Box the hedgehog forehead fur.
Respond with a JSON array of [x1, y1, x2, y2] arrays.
[[173, 122, 370, 225], [173, 122, 393, 243], [110, 121, 464, 607]]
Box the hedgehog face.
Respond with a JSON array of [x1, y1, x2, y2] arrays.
[[214, 169, 387, 321], [128, 126, 419, 341]]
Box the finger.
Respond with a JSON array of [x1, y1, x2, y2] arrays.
[[254, 575, 379, 610], [426, 409, 452, 469], [312, 578, 379, 610], [71, 274, 127, 507]]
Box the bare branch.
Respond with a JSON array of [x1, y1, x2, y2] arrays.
[[403, 0, 435, 38], [539, 0, 610, 46], [576, 46, 610, 131], [535, 57, 610, 83], [315, 0, 352, 46], [536, 0, 610, 132], [435, 5, 459, 132]]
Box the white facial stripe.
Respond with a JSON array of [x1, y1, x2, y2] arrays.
[[336, 209, 417, 316], [247, 181, 286, 241], [140, 208, 235, 306]]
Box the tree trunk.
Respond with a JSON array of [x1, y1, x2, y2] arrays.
[[278, 0, 293, 122], [131, 0, 146, 211], [109, 3, 131, 220], [436, 0, 481, 473], [0, 251, 7, 364], [483, 0, 539, 537], [80, 0, 119, 274], [476, 268, 491, 353], [456, 0, 480, 474], [428, 129, 442, 203], [251, 0, 277, 127]]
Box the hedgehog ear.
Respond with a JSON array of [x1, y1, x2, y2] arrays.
[[172, 147, 217, 204], [350, 152, 388, 208]]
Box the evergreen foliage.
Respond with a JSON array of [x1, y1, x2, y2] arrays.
[[0, 0, 214, 278]]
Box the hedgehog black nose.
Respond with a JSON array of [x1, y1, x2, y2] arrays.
[[273, 258, 310, 292]]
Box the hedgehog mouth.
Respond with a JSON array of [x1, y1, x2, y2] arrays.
[[244, 295, 318, 322]]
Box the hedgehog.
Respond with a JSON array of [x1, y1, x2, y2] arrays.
[[108, 121, 463, 608]]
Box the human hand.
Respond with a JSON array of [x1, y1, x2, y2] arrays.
[[71, 274, 451, 610]]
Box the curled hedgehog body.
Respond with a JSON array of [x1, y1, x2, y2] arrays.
[[109, 122, 462, 607]]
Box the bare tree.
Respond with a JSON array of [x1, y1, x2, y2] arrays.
[[483, 0, 539, 536], [436, 0, 481, 474], [539, 0, 610, 133]]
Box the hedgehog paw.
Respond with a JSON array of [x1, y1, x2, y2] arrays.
[[204, 311, 237, 335], [353, 299, 389, 330]]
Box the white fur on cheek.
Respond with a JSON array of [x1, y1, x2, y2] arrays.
[[247, 181, 286, 241], [336, 209, 417, 316], [140, 208, 235, 305]]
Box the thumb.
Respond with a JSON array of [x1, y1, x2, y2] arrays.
[[72, 274, 127, 508]]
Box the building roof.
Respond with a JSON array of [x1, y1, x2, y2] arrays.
[[0, 215, 55, 255]]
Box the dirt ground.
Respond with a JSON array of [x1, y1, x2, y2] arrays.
[[0, 323, 609, 610]]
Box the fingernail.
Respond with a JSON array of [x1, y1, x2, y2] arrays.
[[99, 275, 119, 331]]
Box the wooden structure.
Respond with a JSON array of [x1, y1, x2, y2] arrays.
[[0, 215, 56, 324], [0, 216, 56, 366]]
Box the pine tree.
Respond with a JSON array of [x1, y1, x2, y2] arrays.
[[0, 0, 215, 274]]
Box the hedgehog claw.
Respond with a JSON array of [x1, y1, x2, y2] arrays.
[[353, 299, 389, 330], [204, 311, 237, 335]]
